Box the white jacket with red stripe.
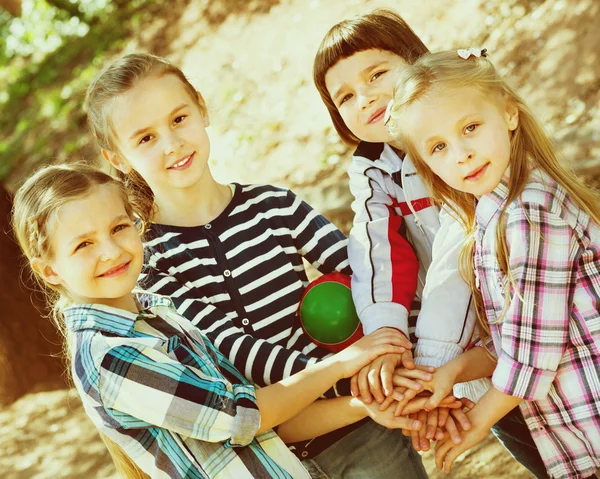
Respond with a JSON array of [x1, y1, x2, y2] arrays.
[[348, 142, 490, 401]]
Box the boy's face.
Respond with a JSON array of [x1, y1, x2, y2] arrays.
[[325, 49, 406, 144]]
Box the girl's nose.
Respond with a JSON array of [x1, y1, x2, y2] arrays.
[[100, 238, 122, 262], [456, 144, 475, 164], [163, 132, 184, 156]]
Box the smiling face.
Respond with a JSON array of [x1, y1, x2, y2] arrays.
[[401, 86, 519, 198], [41, 183, 143, 309], [105, 73, 210, 196], [325, 49, 406, 144]]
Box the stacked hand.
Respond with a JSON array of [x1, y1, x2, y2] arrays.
[[350, 332, 477, 453]]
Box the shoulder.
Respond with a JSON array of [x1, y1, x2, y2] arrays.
[[354, 141, 385, 161], [236, 183, 292, 203], [507, 171, 570, 220], [350, 142, 403, 176]]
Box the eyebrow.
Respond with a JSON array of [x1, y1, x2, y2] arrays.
[[68, 214, 131, 246], [128, 103, 189, 140], [332, 61, 388, 103]]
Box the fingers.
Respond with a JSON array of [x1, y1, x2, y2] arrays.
[[459, 397, 476, 411], [425, 388, 453, 411], [445, 416, 463, 445], [401, 349, 415, 369], [393, 388, 419, 416], [437, 407, 450, 427], [367, 364, 385, 404], [417, 409, 429, 451], [395, 390, 428, 415], [380, 357, 397, 397], [410, 413, 421, 451], [392, 374, 424, 392], [371, 328, 412, 350], [394, 367, 434, 381], [357, 365, 372, 404], [378, 394, 396, 412], [450, 407, 472, 431], [386, 414, 422, 431], [426, 408, 438, 440], [441, 439, 469, 473], [435, 437, 454, 470], [350, 373, 359, 398]]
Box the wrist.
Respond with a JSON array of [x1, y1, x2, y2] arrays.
[[437, 361, 461, 386], [349, 397, 370, 420]]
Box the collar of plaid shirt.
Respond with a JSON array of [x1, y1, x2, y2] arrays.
[[64, 292, 173, 336]]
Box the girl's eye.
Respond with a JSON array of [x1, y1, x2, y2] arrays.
[[465, 123, 478, 133], [173, 115, 186, 125], [75, 241, 91, 252], [113, 224, 129, 233], [139, 134, 153, 145], [371, 71, 386, 82], [339, 93, 352, 106], [432, 142, 447, 154]]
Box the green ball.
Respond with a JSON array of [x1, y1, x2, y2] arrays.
[[300, 281, 360, 344]]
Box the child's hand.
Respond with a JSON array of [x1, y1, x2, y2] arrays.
[[417, 368, 458, 411], [350, 357, 433, 405], [353, 397, 422, 432], [334, 328, 412, 379], [435, 413, 489, 473]]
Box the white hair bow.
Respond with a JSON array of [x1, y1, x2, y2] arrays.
[[457, 48, 488, 59]]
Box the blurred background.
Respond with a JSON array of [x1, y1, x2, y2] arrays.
[[1, 0, 598, 477]]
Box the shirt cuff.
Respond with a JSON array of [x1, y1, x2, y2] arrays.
[[227, 384, 260, 447], [491, 353, 556, 401], [359, 303, 409, 336], [414, 339, 464, 368]]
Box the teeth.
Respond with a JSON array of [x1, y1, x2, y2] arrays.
[[172, 156, 190, 168]]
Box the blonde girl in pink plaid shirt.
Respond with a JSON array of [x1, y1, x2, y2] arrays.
[[386, 50, 600, 479]]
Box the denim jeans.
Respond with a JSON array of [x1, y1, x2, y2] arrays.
[[491, 406, 549, 478], [302, 420, 427, 479]]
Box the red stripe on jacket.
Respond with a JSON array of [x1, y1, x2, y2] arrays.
[[390, 197, 434, 217], [386, 205, 419, 312]]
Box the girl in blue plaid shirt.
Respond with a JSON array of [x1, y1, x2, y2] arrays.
[[386, 50, 600, 479], [11, 163, 431, 479]]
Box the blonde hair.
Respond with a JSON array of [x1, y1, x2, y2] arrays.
[[12, 163, 148, 477], [12, 163, 135, 333], [387, 51, 600, 347], [85, 52, 207, 230], [100, 433, 150, 479]]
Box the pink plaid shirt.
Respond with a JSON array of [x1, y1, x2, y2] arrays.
[[474, 170, 600, 479]]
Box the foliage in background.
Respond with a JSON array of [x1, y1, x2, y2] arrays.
[[0, 0, 173, 187]]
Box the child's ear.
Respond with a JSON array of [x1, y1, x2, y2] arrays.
[[504, 99, 519, 132], [101, 149, 132, 174], [196, 91, 210, 127], [31, 258, 63, 286]]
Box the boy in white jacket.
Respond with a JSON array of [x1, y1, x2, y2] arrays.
[[313, 10, 510, 455]]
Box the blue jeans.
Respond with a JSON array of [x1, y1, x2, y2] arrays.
[[491, 407, 549, 478], [302, 420, 427, 479]]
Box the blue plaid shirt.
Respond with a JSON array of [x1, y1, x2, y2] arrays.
[[64, 294, 309, 479]]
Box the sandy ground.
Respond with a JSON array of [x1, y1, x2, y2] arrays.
[[3, 0, 599, 477]]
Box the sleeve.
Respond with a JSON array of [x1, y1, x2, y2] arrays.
[[490, 202, 577, 401], [414, 208, 476, 367], [281, 189, 351, 275], [99, 343, 260, 446], [347, 159, 419, 335], [140, 266, 349, 398]]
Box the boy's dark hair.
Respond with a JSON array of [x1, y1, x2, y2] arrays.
[[313, 9, 429, 144]]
